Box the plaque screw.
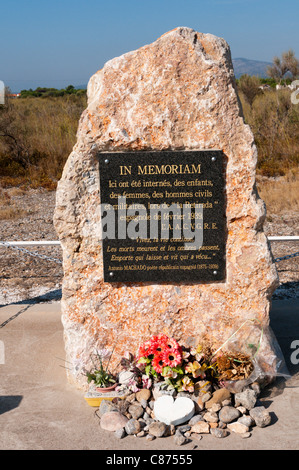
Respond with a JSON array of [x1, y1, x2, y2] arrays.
[[105, 159, 109, 164], [109, 272, 113, 277], [211, 156, 217, 162], [213, 270, 218, 275]]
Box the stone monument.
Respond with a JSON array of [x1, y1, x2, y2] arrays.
[[54, 27, 279, 389]]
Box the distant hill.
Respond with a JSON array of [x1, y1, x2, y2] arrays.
[[232, 58, 272, 78]]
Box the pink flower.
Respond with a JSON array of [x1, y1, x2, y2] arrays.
[[142, 375, 152, 389], [162, 348, 182, 367]]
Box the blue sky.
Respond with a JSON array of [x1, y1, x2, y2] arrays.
[[1, 0, 298, 92]]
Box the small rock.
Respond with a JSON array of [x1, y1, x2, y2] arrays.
[[236, 406, 247, 414], [117, 399, 130, 414], [146, 434, 156, 441], [177, 424, 191, 433], [164, 424, 176, 436], [210, 403, 221, 413], [145, 406, 152, 415], [174, 431, 187, 446], [136, 430, 146, 437], [128, 403, 144, 419], [136, 389, 151, 403], [194, 380, 212, 395], [218, 421, 227, 429], [114, 427, 126, 439], [218, 406, 240, 424], [209, 422, 218, 429], [222, 399, 232, 407], [205, 388, 231, 408], [149, 400, 155, 410], [144, 417, 155, 426], [191, 433, 202, 441], [125, 418, 141, 435], [177, 392, 191, 398], [250, 382, 261, 395], [126, 393, 136, 403], [153, 387, 176, 400], [227, 422, 249, 434], [148, 421, 167, 437], [100, 411, 128, 432], [140, 399, 148, 409], [203, 411, 219, 423], [201, 392, 212, 403], [249, 406, 271, 428], [191, 421, 210, 434], [240, 432, 252, 438], [138, 419, 147, 429], [210, 428, 228, 438], [234, 389, 257, 410], [99, 400, 118, 417], [238, 415, 254, 428], [196, 397, 205, 411], [188, 414, 204, 426]]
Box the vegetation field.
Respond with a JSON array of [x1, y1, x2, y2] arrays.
[[0, 80, 298, 216]]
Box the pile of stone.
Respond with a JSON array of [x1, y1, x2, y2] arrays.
[[97, 381, 272, 445]]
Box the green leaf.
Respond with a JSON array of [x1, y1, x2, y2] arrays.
[[161, 366, 171, 376], [138, 356, 151, 365]]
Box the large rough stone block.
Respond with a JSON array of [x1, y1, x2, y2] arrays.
[[54, 27, 279, 389]]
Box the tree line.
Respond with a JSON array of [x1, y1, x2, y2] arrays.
[[19, 84, 86, 98]]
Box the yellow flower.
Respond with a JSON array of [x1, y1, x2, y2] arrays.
[[190, 344, 204, 361], [185, 360, 205, 378], [181, 376, 194, 392]]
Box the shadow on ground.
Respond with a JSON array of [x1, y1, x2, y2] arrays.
[[0, 288, 62, 308], [0, 396, 23, 415], [260, 298, 299, 401]]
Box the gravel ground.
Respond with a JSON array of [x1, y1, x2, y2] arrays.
[[0, 188, 298, 305]]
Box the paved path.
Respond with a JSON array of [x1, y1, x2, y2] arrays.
[[0, 299, 298, 450]]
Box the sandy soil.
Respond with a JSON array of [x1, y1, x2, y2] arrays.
[[0, 188, 298, 305]]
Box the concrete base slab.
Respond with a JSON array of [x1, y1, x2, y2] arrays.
[[0, 299, 298, 450]]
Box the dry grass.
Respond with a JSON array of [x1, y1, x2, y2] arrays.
[[0, 189, 28, 219], [239, 88, 299, 177], [0, 206, 27, 220], [0, 94, 86, 188], [257, 168, 299, 215], [0, 88, 298, 192]]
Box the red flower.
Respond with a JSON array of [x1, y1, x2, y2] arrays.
[[150, 341, 164, 355], [156, 334, 169, 344], [138, 340, 152, 358], [152, 354, 164, 374], [138, 334, 182, 372], [162, 348, 182, 367], [164, 337, 181, 353]]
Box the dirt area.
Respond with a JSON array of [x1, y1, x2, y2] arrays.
[[0, 188, 298, 305]]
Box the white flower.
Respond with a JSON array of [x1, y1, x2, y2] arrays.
[[96, 349, 112, 360]]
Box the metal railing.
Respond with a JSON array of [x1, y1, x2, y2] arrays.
[[1, 236, 298, 246], [0, 236, 299, 265]]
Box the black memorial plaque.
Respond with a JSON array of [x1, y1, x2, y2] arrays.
[[98, 151, 226, 283]]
